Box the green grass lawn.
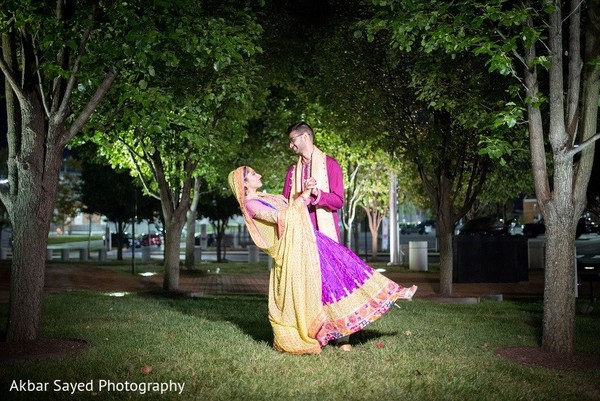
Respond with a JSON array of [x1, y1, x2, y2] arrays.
[[0, 279, 599, 400]]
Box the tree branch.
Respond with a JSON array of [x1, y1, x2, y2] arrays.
[[565, 0, 582, 142], [55, 15, 95, 125], [566, 132, 600, 159], [0, 43, 26, 104], [51, 0, 71, 116], [31, 36, 51, 117], [64, 69, 118, 143], [547, 4, 566, 150], [117, 136, 159, 200]]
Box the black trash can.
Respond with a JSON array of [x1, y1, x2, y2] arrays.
[[453, 235, 528, 283]]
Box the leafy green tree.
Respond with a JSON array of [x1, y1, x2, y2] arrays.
[[315, 129, 368, 248], [87, 1, 264, 291], [198, 192, 239, 263], [367, 0, 600, 354], [0, 0, 263, 340], [358, 150, 395, 261], [307, 1, 515, 294], [316, 129, 398, 257], [470, 157, 534, 221], [52, 157, 82, 233], [184, 178, 202, 269], [79, 159, 160, 261], [0, 1, 124, 341]]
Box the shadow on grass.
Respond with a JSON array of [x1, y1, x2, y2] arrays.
[[346, 329, 399, 346], [144, 291, 395, 348], [145, 291, 273, 344], [516, 302, 544, 346]]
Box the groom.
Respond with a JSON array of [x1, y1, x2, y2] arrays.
[[282, 121, 344, 243], [282, 121, 351, 350]]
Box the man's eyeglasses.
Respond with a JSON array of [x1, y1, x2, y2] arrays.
[[289, 132, 305, 144]]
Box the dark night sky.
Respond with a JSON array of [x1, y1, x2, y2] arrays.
[[288, 0, 332, 24]]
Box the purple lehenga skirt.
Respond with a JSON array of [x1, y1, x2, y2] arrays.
[[311, 231, 413, 346]]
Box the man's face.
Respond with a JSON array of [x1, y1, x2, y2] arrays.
[[288, 130, 307, 155]]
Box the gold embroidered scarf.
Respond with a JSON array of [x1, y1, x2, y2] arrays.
[[229, 167, 325, 354], [290, 146, 338, 242]]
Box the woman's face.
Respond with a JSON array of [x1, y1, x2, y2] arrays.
[[244, 168, 263, 190]]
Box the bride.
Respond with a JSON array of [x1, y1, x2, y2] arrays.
[[229, 166, 417, 355]]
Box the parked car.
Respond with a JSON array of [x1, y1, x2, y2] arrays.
[[400, 223, 426, 235], [110, 233, 134, 248], [507, 218, 524, 235], [416, 220, 435, 234], [522, 220, 546, 238], [193, 233, 217, 247], [140, 233, 162, 247], [458, 217, 508, 236]]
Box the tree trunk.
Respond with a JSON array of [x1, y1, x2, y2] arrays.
[[163, 219, 184, 291], [370, 230, 379, 262], [6, 142, 61, 341], [152, 155, 194, 292], [363, 206, 383, 262], [352, 223, 359, 255], [8, 230, 45, 341], [435, 174, 456, 296], [8, 198, 57, 341], [437, 220, 454, 296], [116, 221, 124, 261], [542, 211, 577, 354], [184, 178, 200, 269], [347, 215, 355, 250], [184, 211, 196, 269], [215, 221, 226, 263]]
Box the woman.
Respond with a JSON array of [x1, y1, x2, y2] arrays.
[[228, 166, 417, 355]]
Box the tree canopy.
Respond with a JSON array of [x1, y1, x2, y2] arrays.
[[364, 0, 600, 354], [84, 0, 266, 290]]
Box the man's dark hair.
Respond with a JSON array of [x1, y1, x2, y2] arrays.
[[286, 121, 314, 138]]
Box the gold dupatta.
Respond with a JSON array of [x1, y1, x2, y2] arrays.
[[229, 167, 325, 354], [290, 146, 338, 243]]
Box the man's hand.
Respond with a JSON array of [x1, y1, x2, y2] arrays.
[[304, 177, 320, 197]]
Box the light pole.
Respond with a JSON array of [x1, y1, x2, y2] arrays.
[[131, 189, 137, 274], [388, 171, 400, 265]]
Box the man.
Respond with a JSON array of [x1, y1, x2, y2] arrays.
[[282, 122, 351, 351], [282, 121, 344, 243]]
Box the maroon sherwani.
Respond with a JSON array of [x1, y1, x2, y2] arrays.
[[282, 155, 344, 242]]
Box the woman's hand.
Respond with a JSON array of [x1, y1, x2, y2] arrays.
[[293, 190, 312, 206]]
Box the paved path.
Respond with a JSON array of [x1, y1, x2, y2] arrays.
[[1, 258, 599, 304], [0, 261, 564, 303], [3, 234, 598, 303]]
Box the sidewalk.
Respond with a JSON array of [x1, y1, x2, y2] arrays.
[[0, 261, 559, 304]]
